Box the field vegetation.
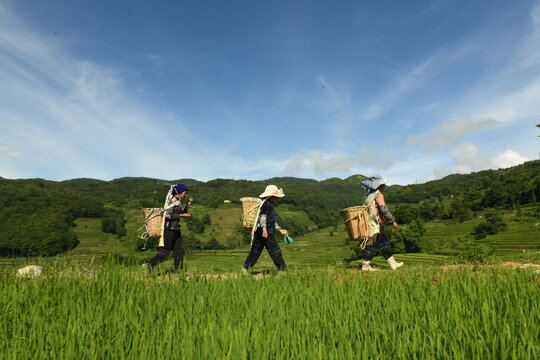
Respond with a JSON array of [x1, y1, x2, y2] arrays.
[[1, 263, 539, 359]]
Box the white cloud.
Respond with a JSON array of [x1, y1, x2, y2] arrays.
[[284, 151, 356, 177], [493, 150, 530, 169], [0, 145, 12, 152], [448, 143, 489, 174], [4, 151, 23, 159], [427, 143, 531, 182]]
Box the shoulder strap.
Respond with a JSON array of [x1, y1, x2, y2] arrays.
[[364, 190, 379, 206], [249, 198, 267, 245]]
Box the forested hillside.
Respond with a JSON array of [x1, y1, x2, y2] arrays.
[[0, 160, 538, 257]]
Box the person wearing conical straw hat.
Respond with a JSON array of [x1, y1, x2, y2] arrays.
[[360, 175, 403, 271], [242, 185, 288, 273]]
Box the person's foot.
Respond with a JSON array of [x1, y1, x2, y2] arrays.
[[241, 267, 249, 275], [143, 263, 152, 272], [387, 256, 404, 271], [361, 260, 378, 271], [173, 269, 183, 274]]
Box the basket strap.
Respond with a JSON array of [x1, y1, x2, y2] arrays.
[[343, 213, 360, 223], [249, 199, 267, 246]]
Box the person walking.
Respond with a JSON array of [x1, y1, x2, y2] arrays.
[[144, 184, 192, 273], [360, 175, 403, 271], [242, 185, 288, 273]]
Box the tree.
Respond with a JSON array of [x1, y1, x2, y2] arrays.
[[101, 208, 126, 238], [388, 227, 406, 253], [204, 238, 225, 250], [471, 210, 507, 239], [403, 219, 425, 253], [186, 216, 205, 234]]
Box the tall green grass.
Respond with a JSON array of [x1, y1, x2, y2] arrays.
[[1, 264, 539, 359]]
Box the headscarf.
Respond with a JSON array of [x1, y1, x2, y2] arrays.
[[172, 183, 188, 196], [360, 174, 388, 192]]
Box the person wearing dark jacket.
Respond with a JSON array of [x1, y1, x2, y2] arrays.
[[242, 185, 288, 273], [145, 184, 192, 273]]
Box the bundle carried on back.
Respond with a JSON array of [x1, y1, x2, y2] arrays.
[[137, 185, 178, 248], [340, 190, 380, 248], [139, 208, 164, 238], [240, 197, 262, 228]]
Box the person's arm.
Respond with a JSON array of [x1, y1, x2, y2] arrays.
[[180, 197, 193, 217], [259, 214, 268, 238], [376, 193, 398, 228], [275, 222, 287, 235]]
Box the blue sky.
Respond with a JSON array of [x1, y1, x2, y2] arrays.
[[0, 1, 538, 185]]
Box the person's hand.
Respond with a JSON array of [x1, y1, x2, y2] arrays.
[[181, 213, 191, 218], [393, 221, 399, 229], [262, 228, 268, 239], [166, 214, 171, 219], [187, 197, 193, 205], [279, 229, 288, 235]]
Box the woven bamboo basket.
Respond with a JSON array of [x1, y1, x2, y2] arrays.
[[141, 208, 164, 238], [340, 205, 370, 241], [240, 197, 262, 228]]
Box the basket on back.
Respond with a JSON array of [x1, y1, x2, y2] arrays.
[[141, 208, 164, 238], [340, 206, 371, 241], [240, 197, 262, 228]]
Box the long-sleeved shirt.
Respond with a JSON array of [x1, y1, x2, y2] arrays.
[[374, 192, 395, 226], [256, 201, 282, 234], [164, 199, 188, 231]]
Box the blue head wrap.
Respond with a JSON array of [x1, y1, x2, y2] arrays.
[[173, 184, 188, 195]]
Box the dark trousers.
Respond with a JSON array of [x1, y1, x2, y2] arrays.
[[149, 228, 184, 270], [244, 229, 286, 270], [361, 228, 393, 261]]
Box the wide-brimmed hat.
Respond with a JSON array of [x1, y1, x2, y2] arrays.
[[361, 174, 388, 192], [259, 185, 285, 198]]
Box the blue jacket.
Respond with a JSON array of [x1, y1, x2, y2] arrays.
[[259, 201, 276, 234]]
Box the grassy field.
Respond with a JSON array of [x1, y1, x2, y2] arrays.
[[1, 264, 539, 359], [1, 205, 538, 273], [2, 205, 539, 358]]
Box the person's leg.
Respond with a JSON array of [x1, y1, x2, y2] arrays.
[[265, 233, 286, 270], [173, 230, 185, 272], [375, 231, 393, 260], [147, 229, 174, 268], [244, 229, 264, 269], [361, 234, 380, 271], [374, 228, 403, 270]]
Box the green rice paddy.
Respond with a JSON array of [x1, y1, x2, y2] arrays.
[[1, 265, 539, 359]]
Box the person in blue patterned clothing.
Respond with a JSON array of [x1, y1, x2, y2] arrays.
[[242, 185, 288, 273]]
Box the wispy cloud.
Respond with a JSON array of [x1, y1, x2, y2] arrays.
[[361, 53, 439, 121], [0, 8, 233, 181], [406, 118, 501, 150], [532, 4, 540, 31]]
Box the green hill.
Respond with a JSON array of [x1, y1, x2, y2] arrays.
[[0, 160, 538, 261]]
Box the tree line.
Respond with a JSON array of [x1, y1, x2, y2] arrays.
[[1, 160, 538, 257]]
